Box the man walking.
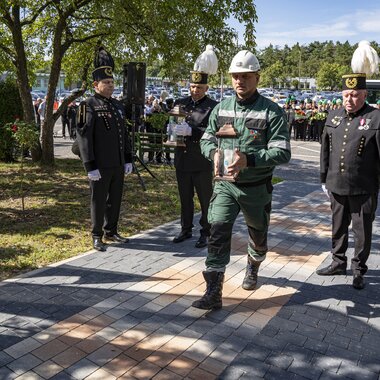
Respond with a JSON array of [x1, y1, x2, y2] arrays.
[[192, 50, 291, 310]]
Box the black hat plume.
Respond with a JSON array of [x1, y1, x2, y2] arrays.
[[92, 46, 114, 81]]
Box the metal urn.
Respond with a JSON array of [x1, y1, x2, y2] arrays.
[[164, 105, 188, 147], [214, 123, 239, 182]]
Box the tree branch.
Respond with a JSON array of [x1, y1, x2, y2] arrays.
[[21, 1, 55, 26], [0, 43, 16, 62]]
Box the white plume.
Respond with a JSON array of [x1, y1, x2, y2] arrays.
[[351, 40, 379, 77], [193, 45, 218, 75]]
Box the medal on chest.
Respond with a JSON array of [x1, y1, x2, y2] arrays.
[[358, 118, 371, 130]]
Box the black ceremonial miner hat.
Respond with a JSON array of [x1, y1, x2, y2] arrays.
[[92, 46, 115, 81]]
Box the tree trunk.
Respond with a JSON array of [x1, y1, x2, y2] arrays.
[[40, 18, 66, 166], [11, 6, 42, 161]]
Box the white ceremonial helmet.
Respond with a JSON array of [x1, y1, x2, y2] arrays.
[[228, 50, 260, 73]]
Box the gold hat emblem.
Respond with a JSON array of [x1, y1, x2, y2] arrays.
[[191, 72, 202, 83], [105, 67, 113, 76], [345, 77, 357, 89]]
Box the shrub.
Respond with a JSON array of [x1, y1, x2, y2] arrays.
[[0, 79, 24, 161], [0, 120, 39, 162], [0, 78, 23, 125]]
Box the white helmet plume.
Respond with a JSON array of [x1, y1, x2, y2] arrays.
[[351, 40, 379, 77], [193, 45, 218, 75]]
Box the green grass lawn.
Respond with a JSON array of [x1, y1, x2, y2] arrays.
[[0, 159, 181, 280], [0, 158, 282, 281]]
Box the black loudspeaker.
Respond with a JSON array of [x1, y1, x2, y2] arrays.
[[123, 62, 146, 105]]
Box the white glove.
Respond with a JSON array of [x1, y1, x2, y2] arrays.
[[88, 169, 101, 181], [124, 163, 133, 175], [321, 184, 329, 197], [175, 122, 192, 136]]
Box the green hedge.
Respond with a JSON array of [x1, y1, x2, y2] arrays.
[[0, 79, 23, 125], [0, 79, 24, 161]]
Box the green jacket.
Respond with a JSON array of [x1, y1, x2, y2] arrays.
[[200, 92, 291, 184]]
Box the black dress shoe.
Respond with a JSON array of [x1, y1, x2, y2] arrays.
[[195, 235, 208, 248], [316, 264, 346, 276], [353, 275, 365, 290], [93, 237, 106, 252], [104, 233, 129, 243], [173, 231, 192, 243]]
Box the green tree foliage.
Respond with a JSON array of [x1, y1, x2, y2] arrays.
[[0, 0, 258, 165], [256, 40, 380, 89], [316, 62, 349, 90]]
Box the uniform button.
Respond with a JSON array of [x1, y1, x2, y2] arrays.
[[343, 142, 346, 145], [340, 163, 344, 166], [347, 123, 350, 126], [342, 148, 345, 152], [349, 117, 352, 121], [343, 135, 347, 138], [341, 155, 344, 159], [341, 169, 345, 172], [345, 128, 348, 131]]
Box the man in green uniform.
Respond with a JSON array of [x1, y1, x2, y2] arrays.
[[192, 50, 291, 310]]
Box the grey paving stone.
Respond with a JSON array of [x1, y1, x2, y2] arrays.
[[265, 351, 294, 369], [288, 359, 323, 380], [0, 367, 18, 379], [311, 353, 342, 373], [267, 315, 299, 332], [4, 337, 42, 359], [253, 332, 288, 351], [277, 330, 308, 347], [335, 325, 363, 341], [284, 343, 315, 363], [6, 353, 42, 375], [218, 365, 246, 380], [317, 319, 337, 333], [0, 350, 14, 366], [337, 360, 378, 380], [64, 358, 99, 379], [210, 323, 235, 338], [325, 344, 361, 364], [188, 318, 217, 334], [319, 371, 351, 380], [290, 312, 320, 328], [323, 332, 351, 349], [295, 322, 327, 341], [303, 337, 329, 355], [264, 365, 298, 380]]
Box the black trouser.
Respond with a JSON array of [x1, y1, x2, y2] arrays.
[[330, 192, 378, 275], [176, 169, 213, 236], [90, 166, 124, 237], [61, 118, 69, 137]]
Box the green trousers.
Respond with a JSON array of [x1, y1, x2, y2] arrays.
[[206, 180, 272, 269]]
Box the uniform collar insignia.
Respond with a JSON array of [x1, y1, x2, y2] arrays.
[[331, 116, 343, 125]]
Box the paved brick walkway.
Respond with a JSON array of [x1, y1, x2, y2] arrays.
[[1, 180, 379, 379]]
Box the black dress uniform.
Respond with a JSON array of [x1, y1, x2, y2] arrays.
[[320, 103, 380, 277], [77, 93, 132, 240], [173, 95, 218, 241]]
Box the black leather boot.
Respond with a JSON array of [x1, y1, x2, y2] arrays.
[[242, 256, 261, 290], [192, 271, 224, 310]]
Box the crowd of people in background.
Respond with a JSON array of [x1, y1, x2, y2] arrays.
[[32, 84, 380, 154]]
